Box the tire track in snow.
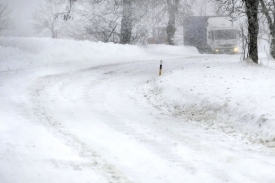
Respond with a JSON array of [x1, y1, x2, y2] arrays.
[[28, 60, 275, 183], [29, 74, 135, 183], [76, 64, 240, 181], [80, 62, 275, 182], [29, 64, 202, 181]]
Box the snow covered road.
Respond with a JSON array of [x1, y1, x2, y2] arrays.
[[1, 55, 275, 183], [1, 38, 275, 183]]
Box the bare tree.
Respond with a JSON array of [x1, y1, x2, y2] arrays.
[[68, 0, 151, 44], [120, 0, 133, 44], [145, 0, 192, 45], [258, 15, 271, 43], [166, 0, 180, 45], [215, 0, 260, 64], [239, 20, 249, 59], [150, 0, 192, 45], [86, 15, 120, 43], [0, 3, 11, 34], [65, 0, 192, 44], [244, 0, 260, 63], [32, 0, 68, 38], [259, 0, 275, 58], [120, 0, 152, 44], [68, 0, 121, 42], [193, 0, 208, 16]]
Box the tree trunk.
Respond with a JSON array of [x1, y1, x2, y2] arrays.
[[244, 0, 259, 64], [51, 28, 57, 39], [120, 0, 132, 44], [270, 35, 275, 58], [166, 0, 179, 45], [241, 24, 248, 60]]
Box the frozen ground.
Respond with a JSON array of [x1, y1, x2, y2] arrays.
[[1, 37, 275, 183]]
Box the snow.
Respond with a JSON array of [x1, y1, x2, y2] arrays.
[[0, 37, 198, 72], [140, 57, 275, 145], [1, 37, 275, 183]]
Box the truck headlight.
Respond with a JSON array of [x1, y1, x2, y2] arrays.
[[215, 49, 219, 52], [234, 47, 238, 52]]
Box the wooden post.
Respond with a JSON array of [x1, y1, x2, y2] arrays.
[[159, 60, 163, 76]]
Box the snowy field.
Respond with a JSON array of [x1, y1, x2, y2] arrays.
[[1, 37, 275, 183]]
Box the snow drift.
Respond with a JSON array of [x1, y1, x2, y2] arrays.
[[140, 60, 275, 145], [0, 37, 198, 72]]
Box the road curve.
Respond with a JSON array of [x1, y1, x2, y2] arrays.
[[26, 57, 275, 183]]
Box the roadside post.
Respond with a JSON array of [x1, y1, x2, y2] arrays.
[[159, 60, 163, 76]]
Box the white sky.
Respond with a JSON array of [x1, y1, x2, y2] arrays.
[[1, 0, 43, 37]]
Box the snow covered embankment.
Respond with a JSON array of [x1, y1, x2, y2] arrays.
[[141, 60, 275, 146], [0, 37, 198, 72]]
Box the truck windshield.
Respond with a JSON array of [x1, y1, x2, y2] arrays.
[[215, 30, 236, 40]]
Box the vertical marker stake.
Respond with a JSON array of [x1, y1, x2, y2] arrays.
[[159, 60, 163, 76]]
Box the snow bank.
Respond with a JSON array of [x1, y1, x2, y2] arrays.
[[141, 60, 275, 145], [0, 37, 198, 72]]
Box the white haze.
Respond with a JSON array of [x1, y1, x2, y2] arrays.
[[1, 0, 216, 38], [1, 0, 43, 37]]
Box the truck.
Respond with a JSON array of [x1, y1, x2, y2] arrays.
[[183, 16, 239, 54]]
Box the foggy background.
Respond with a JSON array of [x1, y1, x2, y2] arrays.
[[1, 0, 43, 37], [1, 0, 215, 38]]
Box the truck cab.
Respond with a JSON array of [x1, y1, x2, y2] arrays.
[[207, 17, 238, 54]]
